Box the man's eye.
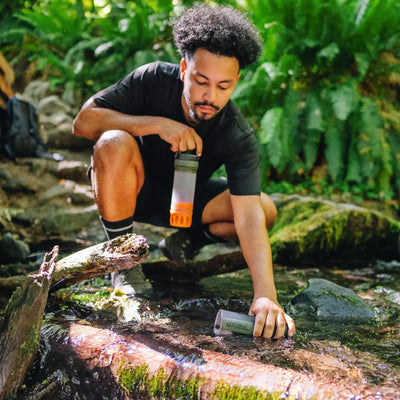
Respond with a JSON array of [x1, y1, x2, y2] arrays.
[[196, 80, 207, 85], [219, 86, 229, 91]]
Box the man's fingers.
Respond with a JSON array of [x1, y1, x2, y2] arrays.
[[285, 313, 296, 337], [194, 134, 203, 156], [262, 311, 277, 339], [253, 312, 266, 337], [271, 313, 287, 339], [171, 130, 202, 155]]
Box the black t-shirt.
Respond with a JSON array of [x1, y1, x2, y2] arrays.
[[92, 61, 261, 196]]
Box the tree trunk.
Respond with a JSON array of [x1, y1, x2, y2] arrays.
[[142, 250, 246, 283], [0, 246, 58, 400]]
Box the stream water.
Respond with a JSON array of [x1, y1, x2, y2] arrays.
[[6, 255, 400, 399]]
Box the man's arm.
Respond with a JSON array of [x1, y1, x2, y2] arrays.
[[230, 194, 295, 338], [72, 98, 203, 155]]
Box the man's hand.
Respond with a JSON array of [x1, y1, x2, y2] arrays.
[[249, 297, 295, 339], [157, 117, 203, 156]]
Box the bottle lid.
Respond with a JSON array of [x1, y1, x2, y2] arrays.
[[175, 152, 199, 171]]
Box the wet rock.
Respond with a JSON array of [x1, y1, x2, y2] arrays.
[[386, 291, 400, 305], [0, 232, 30, 264], [270, 193, 400, 265], [56, 160, 89, 183], [42, 205, 99, 236], [286, 278, 375, 320]]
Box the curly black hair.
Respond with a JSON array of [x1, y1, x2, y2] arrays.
[[173, 3, 262, 70]]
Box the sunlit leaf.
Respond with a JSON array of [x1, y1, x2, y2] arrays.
[[328, 81, 356, 121]]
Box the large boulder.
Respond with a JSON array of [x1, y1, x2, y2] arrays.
[[270, 194, 400, 266]]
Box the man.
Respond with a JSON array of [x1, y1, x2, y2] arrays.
[[73, 4, 295, 339]]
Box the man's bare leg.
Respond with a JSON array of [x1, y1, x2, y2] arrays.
[[202, 189, 277, 240], [91, 129, 144, 223], [91, 130, 145, 294], [159, 189, 277, 262]]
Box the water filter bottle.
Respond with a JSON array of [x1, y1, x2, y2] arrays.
[[170, 152, 199, 228], [214, 309, 289, 337]]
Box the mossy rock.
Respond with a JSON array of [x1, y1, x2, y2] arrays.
[[270, 194, 400, 265], [286, 278, 375, 320]]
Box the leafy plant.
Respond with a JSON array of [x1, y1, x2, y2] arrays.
[[0, 0, 179, 101], [1, 0, 400, 203], [231, 0, 400, 200]]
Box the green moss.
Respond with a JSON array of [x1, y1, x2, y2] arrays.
[[270, 195, 400, 263], [212, 382, 289, 400], [53, 284, 110, 306], [117, 364, 302, 400], [117, 364, 204, 399], [323, 288, 362, 305], [19, 324, 40, 357]]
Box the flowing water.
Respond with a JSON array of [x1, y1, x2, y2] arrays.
[[7, 257, 400, 399]]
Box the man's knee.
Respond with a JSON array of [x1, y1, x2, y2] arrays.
[[93, 130, 139, 167]]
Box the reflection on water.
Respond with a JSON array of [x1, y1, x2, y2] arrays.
[[200, 260, 400, 386], [12, 258, 400, 399]]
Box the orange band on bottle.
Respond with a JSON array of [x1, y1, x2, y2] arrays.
[[170, 202, 193, 228]]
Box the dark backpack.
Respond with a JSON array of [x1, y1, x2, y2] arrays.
[[0, 96, 55, 160]]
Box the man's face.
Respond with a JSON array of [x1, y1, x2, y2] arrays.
[[180, 48, 240, 125]]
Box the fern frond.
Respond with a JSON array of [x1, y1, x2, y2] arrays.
[[328, 80, 357, 121], [259, 107, 284, 168], [346, 133, 362, 183], [377, 135, 393, 197], [359, 97, 383, 159], [305, 91, 325, 131], [325, 124, 344, 181], [304, 129, 322, 169]]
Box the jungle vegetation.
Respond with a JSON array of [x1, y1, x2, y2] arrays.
[[1, 0, 400, 205]]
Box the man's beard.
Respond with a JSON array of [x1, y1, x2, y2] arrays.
[[184, 93, 220, 125]]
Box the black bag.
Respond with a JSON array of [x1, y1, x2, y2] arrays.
[[0, 96, 54, 159]]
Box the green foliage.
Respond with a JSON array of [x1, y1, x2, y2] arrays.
[[1, 0, 400, 201], [0, 0, 179, 100], [231, 0, 400, 201]]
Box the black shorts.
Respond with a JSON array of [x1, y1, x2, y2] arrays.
[[88, 164, 228, 228], [134, 176, 228, 228]]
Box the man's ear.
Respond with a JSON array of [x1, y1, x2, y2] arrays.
[[180, 58, 187, 82]]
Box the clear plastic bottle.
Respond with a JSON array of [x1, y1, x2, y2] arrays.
[[169, 152, 199, 228]]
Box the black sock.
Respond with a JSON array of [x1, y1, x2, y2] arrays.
[[100, 216, 134, 240], [188, 225, 226, 249]]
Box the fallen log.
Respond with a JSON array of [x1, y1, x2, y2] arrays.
[[50, 233, 149, 290], [0, 246, 58, 400], [0, 234, 150, 293], [0, 234, 149, 399], [142, 249, 245, 283], [63, 323, 393, 400]]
